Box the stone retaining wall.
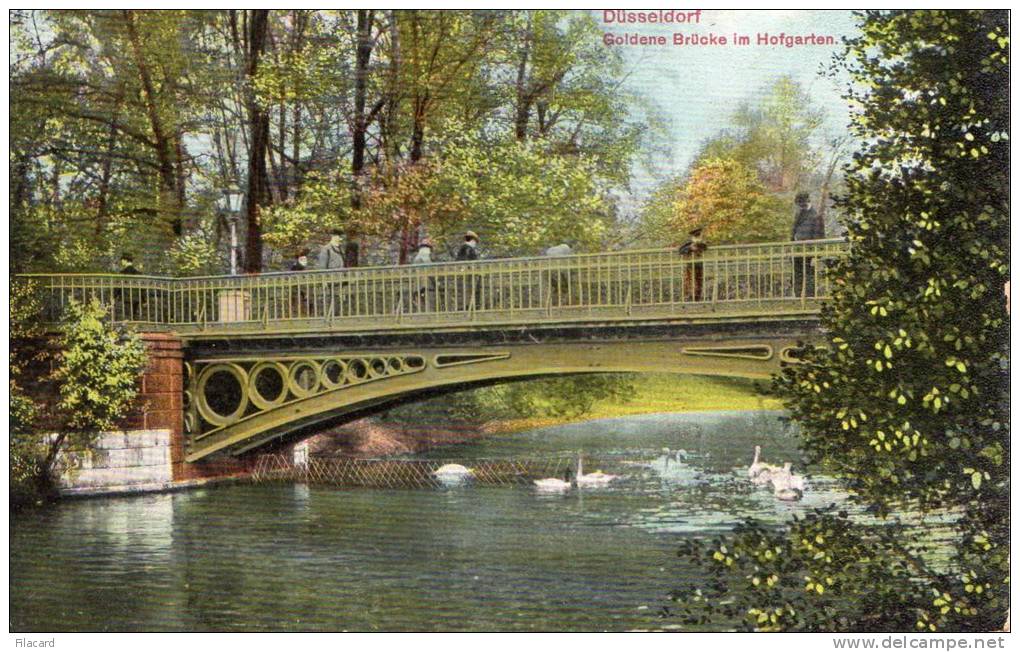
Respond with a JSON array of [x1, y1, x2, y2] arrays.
[[53, 429, 173, 496]]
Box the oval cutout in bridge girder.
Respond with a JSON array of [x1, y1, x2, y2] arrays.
[[681, 345, 774, 361], [433, 352, 511, 368]]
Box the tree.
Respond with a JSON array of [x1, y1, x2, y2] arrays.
[[670, 10, 1008, 631], [361, 130, 614, 257], [233, 9, 272, 273], [10, 281, 47, 505], [10, 11, 208, 271], [11, 10, 652, 272], [641, 158, 787, 245], [729, 76, 825, 193], [44, 298, 147, 481]]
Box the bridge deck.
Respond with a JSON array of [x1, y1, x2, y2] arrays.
[[17, 239, 847, 336]]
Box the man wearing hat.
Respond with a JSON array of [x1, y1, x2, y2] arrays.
[[456, 230, 480, 261], [412, 238, 434, 265], [289, 248, 311, 317], [115, 253, 142, 320], [791, 192, 824, 297], [318, 229, 346, 270], [544, 242, 574, 307], [677, 227, 707, 302], [318, 229, 346, 316], [411, 238, 436, 312], [455, 230, 481, 310], [118, 252, 141, 275]]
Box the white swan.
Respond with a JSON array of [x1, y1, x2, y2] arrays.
[[774, 486, 803, 501], [781, 462, 806, 492], [661, 447, 690, 463], [533, 477, 572, 492], [575, 456, 620, 487], [770, 463, 805, 501], [433, 463, 474, 486], [748, 445, 781, 485]]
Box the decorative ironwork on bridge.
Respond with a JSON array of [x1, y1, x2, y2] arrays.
[[18, 238, 848, 336], [17, 239, 847, 461]]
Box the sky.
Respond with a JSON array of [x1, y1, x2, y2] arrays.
[[595, 9, 862, 210]]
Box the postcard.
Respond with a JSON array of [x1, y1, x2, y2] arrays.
[[8, 8, 1010, 639]]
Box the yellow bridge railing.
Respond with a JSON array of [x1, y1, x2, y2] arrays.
[[16, 238, 848, 336]]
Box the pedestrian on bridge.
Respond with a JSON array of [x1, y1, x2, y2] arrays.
[[290, 249, 310, 272], [544, 243, 574, 307], [318, 230, 347, 317], [118, 253, 141, 275], [791, 192, 824, 298], [115, 253, 142, 321], [410, 238, 437, 312], [677, 227, 707, 302], [455, 230, 480, 262], [455, 231, 482, 311], [289, 249, 312, 318], [318, 230, 346, 270]]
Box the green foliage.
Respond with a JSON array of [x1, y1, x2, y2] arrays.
[[10, 280, 48, 505], [780, 7, 1009, 519], [672, 511, 938, 631], [640, 75, 836, 248], [162, 232, 225, 276], [51, 298, 147, 435], [365, 129, 615, 257], [384, 374, 636, 426], [12, 9, 649, 271], [261, 178, 353, 257], [671, 10, 1009, 631], [428, 132, 614, 256], [723, 75, 825, 193], [642, 158, 787, 245], [482, 375, 637, 421]]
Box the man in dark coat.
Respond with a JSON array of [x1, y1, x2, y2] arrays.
[[115, 253, 141, 320], [455, 230, 480, 261], [289, 249, 311, 317], [677, 227, 707, 302], [118, 253, 141, 275], [791, 192, 824, 297], [455, 231, 481, 310], [290, 249, 310, 272]]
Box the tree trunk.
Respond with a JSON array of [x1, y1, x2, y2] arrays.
[[241, 9, 272, 273], [122, 10, 182, 236], [347, 9, 375, 268], [513, 13, 533, 141], [96, 120, 118, 233], [290, 10, 305, 196]]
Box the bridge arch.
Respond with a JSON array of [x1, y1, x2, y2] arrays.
[[185, 333, 812, 461]]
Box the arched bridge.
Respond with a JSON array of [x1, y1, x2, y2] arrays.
[[20, 238, 847, 462]]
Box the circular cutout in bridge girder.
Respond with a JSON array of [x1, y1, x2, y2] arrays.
[[321, 359, 348, 389], [249, 361, 289, 410], [369, 358, 388, 378], [346, 359, 369, 383], [196, 363, 249, 427], [288, 361, 321, 399]]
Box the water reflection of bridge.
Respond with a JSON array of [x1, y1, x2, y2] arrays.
[[19, 238, 847, 462]]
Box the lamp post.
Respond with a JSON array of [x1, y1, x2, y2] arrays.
[[218, 190, 244, 275]]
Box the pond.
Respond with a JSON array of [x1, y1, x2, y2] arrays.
[[12, 410, 862, 632]]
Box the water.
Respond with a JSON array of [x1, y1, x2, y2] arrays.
[[11, 411, 856, 632]]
